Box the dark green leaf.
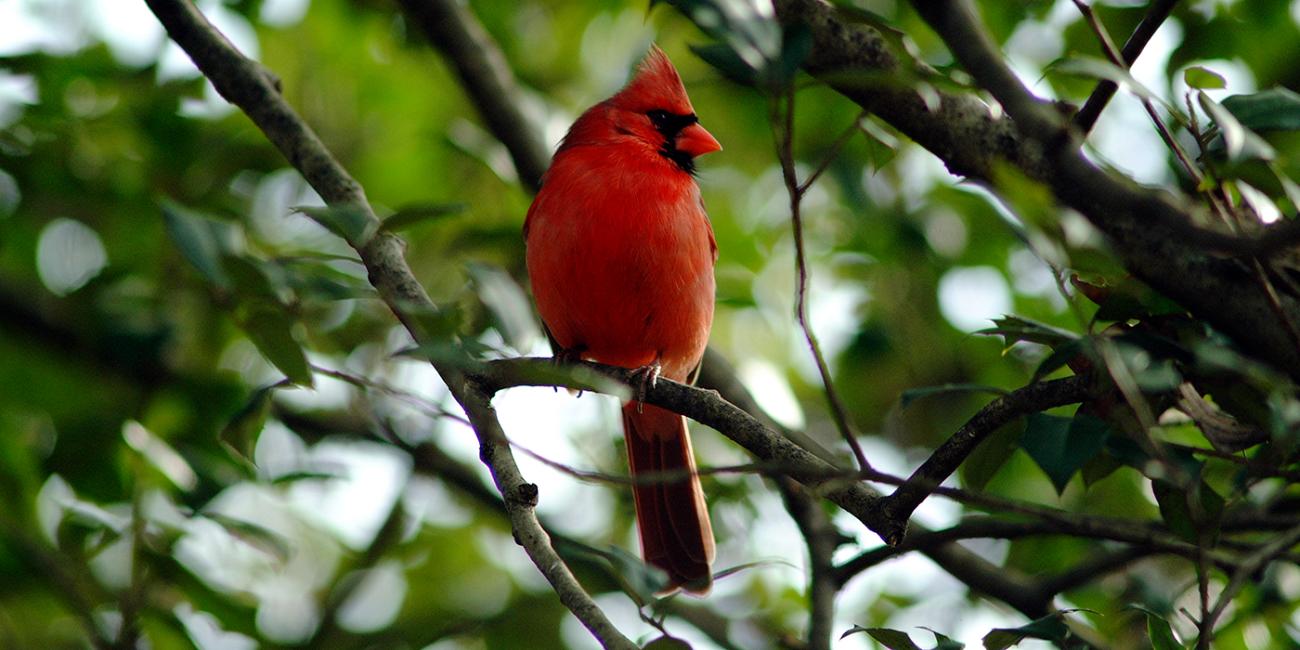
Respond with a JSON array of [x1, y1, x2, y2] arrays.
[[1222, 87, 1300, 132], [961, 420, 1025, 492], [220, 383, 281, 470], [277, 259, 373, 301], [1051, 57, 1168, 110], [1199, 91, 1276, 163], [204, 513, 291, 562], [1020, 414, 1111, 494], [236, 304, 313, 386], [1183, 66, 1226, 90], [982, 610, 1074, 649], [1152, 478, 1223, 543], [268, 470, 342, 485], [294, 203, 376, 246], [899, 383, 1010, 409], [644, 637, 693, 650], [395, 341, 490, 369], [224, 255, 283, 304], [979, 316, 1079, 349], [380, 202, 467, 232], [1093, 278, 1186, 321], [584, 543, 671, 602], [1080, 450, 1123, 487], [161, 199, 230, 287], [920, 627, 965, 650], [1131, 607, 1183, 650], [856, 627, 923, 650], [1032, 339, 1087, 382]]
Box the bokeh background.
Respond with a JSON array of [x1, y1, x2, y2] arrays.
[[2, 0, 1300, 647]]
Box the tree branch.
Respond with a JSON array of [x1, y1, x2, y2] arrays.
[[396, 0, 550, 192], [777, 478, 838, 650], [1074, 0, 1182, 134], [142, 2, 633, 647], [770, 0, 1300, 379], [873, 375, 1097, 544], [477, 357, 1105, 620], [1201, 521, 1300, 643]]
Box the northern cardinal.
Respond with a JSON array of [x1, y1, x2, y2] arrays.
[[524, 45, 721, 594]]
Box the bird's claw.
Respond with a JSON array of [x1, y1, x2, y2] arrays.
[[551, 347, 585, 396], [630, 361, 662, 413]]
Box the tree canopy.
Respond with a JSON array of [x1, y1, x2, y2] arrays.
[[3, 0, 1300, 648]]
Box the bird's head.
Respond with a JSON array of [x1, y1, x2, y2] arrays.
[[561, 45, 721, 173]]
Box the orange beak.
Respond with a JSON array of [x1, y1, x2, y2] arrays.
[[675, 122, 722, 158]]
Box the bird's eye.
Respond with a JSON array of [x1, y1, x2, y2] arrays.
[[647, 110, 671, 127]]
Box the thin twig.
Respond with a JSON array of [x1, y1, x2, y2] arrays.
[[796, 110, 868, 195], [1201, 522, 1300, 643], [311, 364, 471, 425], [874, 375, 1095, 544], [778, 478, 838, 650], [1073, 0, 1181, 134], [770, 90, 872, 474], [1071, 1, 1201, 189]]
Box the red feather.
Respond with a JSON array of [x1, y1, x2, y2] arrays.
[[525, 45, 721, 594]]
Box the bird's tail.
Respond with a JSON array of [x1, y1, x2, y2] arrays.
[[622, 402, 715, 594]]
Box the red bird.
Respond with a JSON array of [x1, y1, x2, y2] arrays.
[[524, 46, 721, 594]]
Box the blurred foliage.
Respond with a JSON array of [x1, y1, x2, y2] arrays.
[[2, 0, 1300, 648]]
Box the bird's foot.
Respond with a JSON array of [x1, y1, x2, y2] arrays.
[[551, 346, 585, 396], [629, 361, 662, 413]]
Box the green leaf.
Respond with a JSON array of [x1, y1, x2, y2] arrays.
[[1222, 87, 1300, 132], [236, 303, 313, 386], [1093, 277, 1186, 322], [1199, 91, 1276, 163], [161, 199, 230, 287], [1132, 607, 1183, 650], [1020, 413, 1111, 494], [220, 383, 281, 470], [961, 420, 1025, 492], [1032, 339, 1087, 382], [982, 610, 1074, 649], [561, 542, 670, 602], [1152, 478, 1224, 543], [1080, 450, 1123, 487], [920, 627, 965, 650], [1051, 57, 1171, 113], [643, 637, 693, 650], [855, 627, 923, 650], [294, 203, 376, 246], [1183, 66, 1226, 90], [899, 383, 1010, 409], [268, 470, 343, 485], [276, 258, 374, 301], [224, 255, 283, 304], [204, 513, 291, 562], [380, 202, 467, 232], [1148, 615, 1183, 650], [978, 316, 1079, 349], [661, 0, 806, 89]]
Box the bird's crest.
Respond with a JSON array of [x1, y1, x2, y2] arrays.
[[609, 45, 694, 115]]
